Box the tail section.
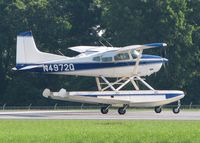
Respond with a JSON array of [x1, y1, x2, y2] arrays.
[[16, 31, 67, 64]]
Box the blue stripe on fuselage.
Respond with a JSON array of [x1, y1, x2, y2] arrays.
[[15, 59, 163, 72]]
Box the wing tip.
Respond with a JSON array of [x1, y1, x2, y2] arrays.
[[163, 43, 167, 47], [12, 67, 17, 71], [144, 43, 167, 47]]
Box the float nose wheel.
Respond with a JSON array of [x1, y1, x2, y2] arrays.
[[100, 105, 111, 114], [172, 100, 181, 114], [154, 106, 162, 113], [172, 107, 180, 114]]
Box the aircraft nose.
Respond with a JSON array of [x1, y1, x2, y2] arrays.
[[176, 91, 185, 100]]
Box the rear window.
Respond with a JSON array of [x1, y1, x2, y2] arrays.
[[102, 57, 112, 62], [93, 56, 101, 61]]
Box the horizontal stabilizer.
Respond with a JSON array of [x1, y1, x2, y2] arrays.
[[13, 64, 43, 71]]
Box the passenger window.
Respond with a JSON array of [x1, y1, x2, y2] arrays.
[[114, 53, 130, 61], [101, 51, 113, 62], [93, 56, 101, 61], [102, 57, 112, 62], [131, 50, 139, 59]]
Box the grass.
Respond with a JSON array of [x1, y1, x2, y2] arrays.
[[0, 120, 200, 143]]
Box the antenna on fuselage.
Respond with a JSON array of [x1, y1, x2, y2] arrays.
[[57, 50, 65, 56], [100, 36, 113, 47], [91, 25, 113, 47], [99, 40, 106, 47]]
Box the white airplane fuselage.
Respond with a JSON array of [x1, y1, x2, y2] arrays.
[[53, 56, 165, 78], [16, 54, 167, 78], [14, 32, 167, 77]]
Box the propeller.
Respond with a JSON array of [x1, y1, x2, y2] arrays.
[[160, 46, 168, 71], [154, 45, 168, 78]]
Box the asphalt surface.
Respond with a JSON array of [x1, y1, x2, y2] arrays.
[[0, 110, 200, 120]]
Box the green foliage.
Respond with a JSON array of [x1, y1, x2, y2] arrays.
[[0, 0, 199, 105], [0, 120, 200, 143], [100, 0, 200, 104]]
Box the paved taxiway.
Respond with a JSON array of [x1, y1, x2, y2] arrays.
[[0, 110, 200, 120]]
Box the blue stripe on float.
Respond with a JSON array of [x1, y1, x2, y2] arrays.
[[78, 93, 182, 99], [165, 94, 181, 99]]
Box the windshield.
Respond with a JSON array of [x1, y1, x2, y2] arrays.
[[131, 50, 139, 59]]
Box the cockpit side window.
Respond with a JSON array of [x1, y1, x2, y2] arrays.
[[114, 53, 130, 61], [131, 50, 139, 59], [101, 52, 113, 62], [93, 56, 101, 62]]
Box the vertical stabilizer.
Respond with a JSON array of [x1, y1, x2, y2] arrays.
[[16, 31, 67, 64]]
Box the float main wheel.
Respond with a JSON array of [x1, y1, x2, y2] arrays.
[[172, 107, 180, 114], [101, 107, 108, 114], [118, 107, 126, 115]]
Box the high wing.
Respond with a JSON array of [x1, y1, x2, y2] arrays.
[[69, 46, 115, 53], [117, 43, 167, 53], [69, 43, 166, 54]]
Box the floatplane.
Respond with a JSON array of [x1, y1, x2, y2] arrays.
[[13, 31, 184, 115]]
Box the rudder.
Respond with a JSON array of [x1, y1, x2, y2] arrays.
[[16, 31, 67, 64]]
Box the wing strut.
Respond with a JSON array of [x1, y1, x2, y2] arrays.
[[133, 49, 143, 75]]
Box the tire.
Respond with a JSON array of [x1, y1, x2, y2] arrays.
[[101, 107, 108, 114], [172, 107, 180, 114], [154, 106, 162, 113], [118, 107, 126, 115]]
